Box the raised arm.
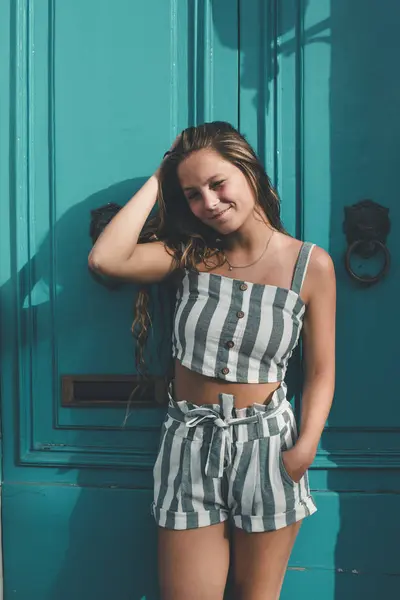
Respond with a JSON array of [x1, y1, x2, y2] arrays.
[[88, 173, 176, 283]]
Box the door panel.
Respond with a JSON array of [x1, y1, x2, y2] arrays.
[[258, 0, 399, 597], [1, 0, 399, 599], [0, 1, 239, 598], [237, 0, 400, 597]]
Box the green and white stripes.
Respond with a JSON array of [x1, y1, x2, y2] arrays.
[[152, 389, 317, 532], [159, 242, 318, 531], [172, 242, 315, 384]]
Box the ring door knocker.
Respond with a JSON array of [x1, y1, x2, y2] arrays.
[[343, 200, 391, 286]]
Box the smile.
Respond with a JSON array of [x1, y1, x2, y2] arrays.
[[210, 206, 232, 220]]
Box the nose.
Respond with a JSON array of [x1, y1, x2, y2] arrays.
[[202, 189, 219, 211]]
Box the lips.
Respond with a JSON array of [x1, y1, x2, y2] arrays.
[[210, 205, 232, 220]]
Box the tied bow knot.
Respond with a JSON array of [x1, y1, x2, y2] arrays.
[[184, 406, 260, 478]]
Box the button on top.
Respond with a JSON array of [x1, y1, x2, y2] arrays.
[[237, 310, 245, 319], [221, 367, 230, 375], [239, 283, 248, 291], [226, 340, 235, 349]]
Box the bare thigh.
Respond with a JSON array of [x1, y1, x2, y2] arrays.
[[232, 521, 302, 600], [158, 522, 230, 600]]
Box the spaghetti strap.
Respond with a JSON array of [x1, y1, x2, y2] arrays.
[[291, 242, 315, 295]]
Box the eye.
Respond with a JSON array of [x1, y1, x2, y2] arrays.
[[210, 180, 225, 190], [187, 190, 200, 201]]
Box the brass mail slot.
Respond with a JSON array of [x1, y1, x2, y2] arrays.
[[61, 375, 167, 408]]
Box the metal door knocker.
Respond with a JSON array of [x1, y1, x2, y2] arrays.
[[343, 200, 391, 286]]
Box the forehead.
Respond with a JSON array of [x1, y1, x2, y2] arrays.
[[177, 149, 236, 187]]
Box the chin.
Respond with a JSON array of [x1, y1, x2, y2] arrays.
[[212, 220, 241, 236]]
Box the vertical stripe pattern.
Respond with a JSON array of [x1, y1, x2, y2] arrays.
[[172, 243, 315, 383], [152, 391, 317, 532]]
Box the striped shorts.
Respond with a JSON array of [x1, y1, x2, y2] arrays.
[[151, 385, 317, 533]]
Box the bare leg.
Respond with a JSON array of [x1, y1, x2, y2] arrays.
[[158, 521, 230, 600], [232, 521, 301, 600]]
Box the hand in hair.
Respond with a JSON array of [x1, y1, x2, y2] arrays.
[[156, 134, 182, 179]]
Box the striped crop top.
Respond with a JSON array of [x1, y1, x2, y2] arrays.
[[172, 242, 315, 384]]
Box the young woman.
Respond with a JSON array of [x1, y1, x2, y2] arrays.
[[89, 122, 336, 600]]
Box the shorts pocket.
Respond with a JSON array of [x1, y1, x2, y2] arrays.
[[278, 408, 298, 486], [153, 414, 181, 476], [153, 424, 167, 478], [278, 450, 296, 486]]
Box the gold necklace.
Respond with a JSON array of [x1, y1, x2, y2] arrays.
[[223, 230, 275, 271]]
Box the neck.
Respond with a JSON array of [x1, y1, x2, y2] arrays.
[[223, 214, 273, 252]]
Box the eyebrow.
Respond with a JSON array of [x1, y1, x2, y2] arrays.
[[183, 174, 225, 192]]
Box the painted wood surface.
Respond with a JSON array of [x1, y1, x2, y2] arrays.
[[1, 1, 399, 598]]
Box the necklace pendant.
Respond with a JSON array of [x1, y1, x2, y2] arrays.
[[229, 266, 233, 271]]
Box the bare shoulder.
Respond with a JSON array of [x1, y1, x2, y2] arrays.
[[308, 245, 335, 279], [303, 244, 336, 303], [274, 232, 303, 258], [274, 234, 334, 276]]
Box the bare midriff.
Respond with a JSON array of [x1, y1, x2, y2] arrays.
[[173, 360, 281, 409]]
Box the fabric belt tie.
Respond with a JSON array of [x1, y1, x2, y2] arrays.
[[184, 406, 262, 478]]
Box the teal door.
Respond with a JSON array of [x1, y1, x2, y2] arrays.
[[0, 1, 399, 598]]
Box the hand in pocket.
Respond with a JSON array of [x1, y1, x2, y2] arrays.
[[281, 446, 312, 483]]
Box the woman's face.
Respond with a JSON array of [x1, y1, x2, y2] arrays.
[[177, 149, 257, 234]]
